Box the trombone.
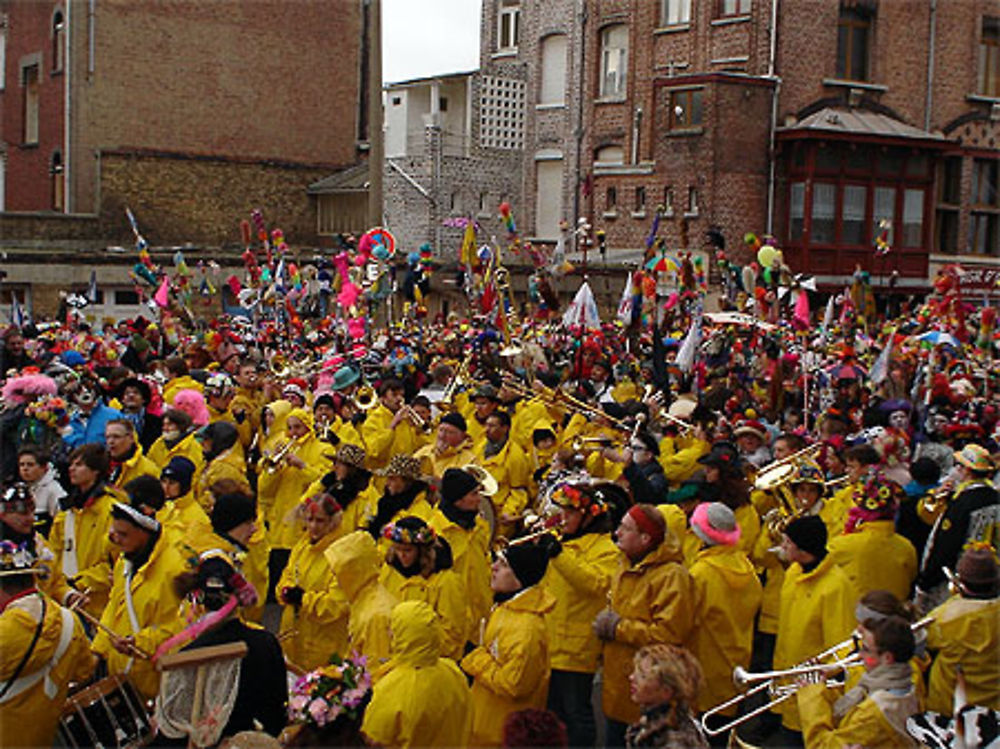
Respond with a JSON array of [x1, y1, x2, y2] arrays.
[[700, 616, 934, 737]]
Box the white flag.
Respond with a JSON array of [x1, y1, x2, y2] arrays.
[[617, 273, 634, 324], [676, 306, 703, 373], [870, 330, 894, 385], [562, 281, 600, 329]]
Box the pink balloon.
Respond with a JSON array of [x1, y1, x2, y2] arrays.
[[338, 281, 360, 309], [347, 317, 367, 339]]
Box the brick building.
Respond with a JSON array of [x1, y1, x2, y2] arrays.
[[0, 0, 370, 317], [479, 0, 1000, 295]]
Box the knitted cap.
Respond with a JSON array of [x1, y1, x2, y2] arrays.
[[502, 544, 549, 589], [161, 456, 197, 496], [440, 468, 479, 505], [440, 411, 467, 433], [690, 502, 741, 547], [211, 492, 256, 534], [784, 515, 827, 559]]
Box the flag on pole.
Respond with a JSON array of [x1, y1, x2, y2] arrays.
[[616, 272, 634, 324], [460, 221, 476, 266], [153, 277, 170, 308], [822, 295, 835, 334], [10, 295, 26, 328], [86, 270, 99, 304], [562, 281, 600, 329], [870, 329, 895, 385], [676, 304, 703, 373]]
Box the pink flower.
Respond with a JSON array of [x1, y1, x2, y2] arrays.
[[308, 698, 329, 726], [288, 695, 308, 713]]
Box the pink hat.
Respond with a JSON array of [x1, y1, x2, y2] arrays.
[[690, 502, 741, 547], [172, 388, 210, 427]]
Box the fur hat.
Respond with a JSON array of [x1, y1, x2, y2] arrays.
[[334, 443, 368, 472], [375, 454, 423, 481]]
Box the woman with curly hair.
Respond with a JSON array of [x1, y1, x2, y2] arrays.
[[625, 644, 708, 748]]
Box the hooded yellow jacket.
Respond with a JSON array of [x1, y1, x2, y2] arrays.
[[147, 430, 205, 477], [0, 591, 94, 748], [48, 485, 123, 618], [198, 445, 250, 511], [542, 530, 621, 673], [461, 585, 557, 747], [774, 555, 858, 730], [362, 601, 471, 748], [379, 562, 467, 661], [156, 491, 217, 559], [658, 435, 711, 486], [415, 440, 478, 479], [109, 446, 159, 491], [278, 530, 349, 671], [479, 438, 531, 534], [429, 508, 493, 645], [797, 680, 920, 749], [205, 521, 269, 624], [827, 520, 917, 601], [162, 375, 203, 405], [324, 531, 398, 672], [926, 595, 1000, 714], [362, 404, 421, 470], [602, 535, 695, 724], [688, 544, 763, 713], [91, 534, 187, 700]]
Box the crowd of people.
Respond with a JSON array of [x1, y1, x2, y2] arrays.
[[0, 262, 998, 749]]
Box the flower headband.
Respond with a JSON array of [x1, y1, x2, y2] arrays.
[[383, 522, 437, 545]]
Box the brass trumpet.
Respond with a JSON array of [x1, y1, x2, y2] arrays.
[[352, 385, 377, 411], [494, 527, 562, 551], [261, 439, 295, 474], [571, 436, 616, 453]]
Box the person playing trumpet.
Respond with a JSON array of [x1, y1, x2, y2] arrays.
[[362, 378, 422, 472], [479, 410, 532, 539]]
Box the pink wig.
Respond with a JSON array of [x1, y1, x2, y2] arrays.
[[2, 374, 58, 406], [172, 388, 210, 427], [690, 502, 742, 547]]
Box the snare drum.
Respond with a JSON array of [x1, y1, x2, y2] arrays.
[[58, 674, 152, 749]]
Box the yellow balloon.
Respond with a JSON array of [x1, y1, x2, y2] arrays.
[[757, 246, 777, 267]]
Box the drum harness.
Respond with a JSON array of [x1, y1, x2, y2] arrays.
[[0, 593, 76, 702]]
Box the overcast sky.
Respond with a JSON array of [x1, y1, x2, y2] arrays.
[[383, 0, 481, 84]]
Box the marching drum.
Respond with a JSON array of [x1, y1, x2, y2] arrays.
[[58, 674, 152, 749]]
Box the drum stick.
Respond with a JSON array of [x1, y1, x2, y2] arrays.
[[69, 597, 153, 660], [277, 628, 298, 643]]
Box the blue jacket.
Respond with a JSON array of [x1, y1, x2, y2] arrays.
[[64, 402, 122, 449]]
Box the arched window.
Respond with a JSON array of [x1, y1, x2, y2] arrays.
[[51, 150, 64, 211], [538, 34, 567, 106], [52, 9, 65, 73]]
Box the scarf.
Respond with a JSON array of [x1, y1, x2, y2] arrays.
[[484, 438, 505, 460], [367, 482, 425, 539], [63, 481, 105, 512], [833, 661, 912, 719], [440, 500, 478, 530], [109, 444, 138, 485], [321, 470, 370, 511]]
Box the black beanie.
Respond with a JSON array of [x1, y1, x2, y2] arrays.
[[440, 468, 479, 506], [440, 411, 467, 433], [784, 515, 827, 559], [503, 544, 549, 589], [211, 492, 256, 534], [161, 456, 196, 496]]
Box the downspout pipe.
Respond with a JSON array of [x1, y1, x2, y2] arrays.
[[64, 0, 72, 212], [765, 0, 780, 234], [924, 0, 936, 131], [571, 0, 587, 253]]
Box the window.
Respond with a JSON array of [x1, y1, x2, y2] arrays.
[[606, 186, 618, 211], [980, 17, 1000, 96], [669, 89, 703, 130], [935, 157, 961, 254], [719, 0, 751, 17], [498, 0, 520, 51], [901, 189, 924, 247], [836, 4, 873, 82], [391, 96, 401, 106], [539, 35, 568, 106], [789, 182, 805, 241], [687, 187, 699, 215], [52, 9, 65, 73], [872, 186, 895, 246], [535, 159, 564, 239], [114, 290, 140, 305], [663, 186, 674, 214], [22, 64, 40, 145], [51, 150, 64, 211], [595, 144, 624, 164], [842, 184, 867, 244], [599, 25, 628, 99], [811, 183, 836, 243], [480, 76, 526, 150], [479, 192, 489, 212], [0, 16, 6, 92], [449, 191, 459, 211], [971, 158, 1000, 255], [634, 186, 646, 212], [661, 0, 691, 25], [439, 97, 448, 112]]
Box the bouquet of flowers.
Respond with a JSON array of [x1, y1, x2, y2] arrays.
[[287, 653, 371, 730], [24, 395, 70, 430]]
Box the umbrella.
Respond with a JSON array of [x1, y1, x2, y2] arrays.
[[915, 330, 961, 348], [704, 312, 777, 331], [827, 363, 867, 381]]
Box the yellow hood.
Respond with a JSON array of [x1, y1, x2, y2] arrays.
[[324, 530, 379, 600], [389, 600, 441, 667]]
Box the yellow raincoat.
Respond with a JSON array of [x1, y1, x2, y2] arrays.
[[162, 375, 203, 405], [414, 440, 478, 479], [602, 534, 695, 724], [362, 601, 471, 748], [461, 585, 557, 747], [0, 591, 94, 748], [480, 439, 531, 536], [197, 445, 249, 511], [48, 486, 122, 618], [156, 491, 217, 558], [92, 535, 187, 700], [255, 399, 293, 521], [362, 404, 421, 471], [230, 386, 264, 448], [827, 520, 917, 601], [429, 508, 492, 645], [109, 447, 159, 491], [277, 530, 349, 670], [773, 555, 857, 730], [147, 430, 205, 476], [324, 531, 397, 671], [205, 521, 269, 624], [688, 544, 763, 713], [207, 405, 252, 451], [379, 561, 467, 661], [542, 531, 620, 673], [258, 410, 334, 550], [797, 680, 919, 749], [926, 595, 1000, 714], [658, 435, 710, 486]]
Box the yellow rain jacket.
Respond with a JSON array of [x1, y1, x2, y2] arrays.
[[734, 503, 762, 558], [277, 530, 349, 671], [92, 535, 187, 700], [255, 399, 293, 521], [414, 440, 478, 480], [205, 521, 269, 624], [147, 430, 205, 476], [926, 595, 1000, 714], [480, 439, 532, 536], [156, 491, 217, 558], [658, 435, 711, 487], [657, 504, 700, 566], [324, 531, 397, 671], [602, 534, 695, 724], [230, 387, 265, 448], [513, 402, 564, 454], [48, 486, 122, 618], [773, 555, 857, 730], [362, 404, 421, 471], [109, 447, 159, 491], [688, 544, 763, 713], [362, 601, 471, 748], [379, 561, 468, 661], [430, 508, 493, 645], [797, 680, 920, 749], [542, 531, 621, 673], [0, 591, 94, 748], [197, 445, 249, 511], [207, 405, 253, 451], [461, 585, 557, 747], [162, 375, 203, 406], [258, 413, 335, 550], [827, 520, 917, 601]]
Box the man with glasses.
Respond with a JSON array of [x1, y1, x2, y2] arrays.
[[105, 419, 158, 490]]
